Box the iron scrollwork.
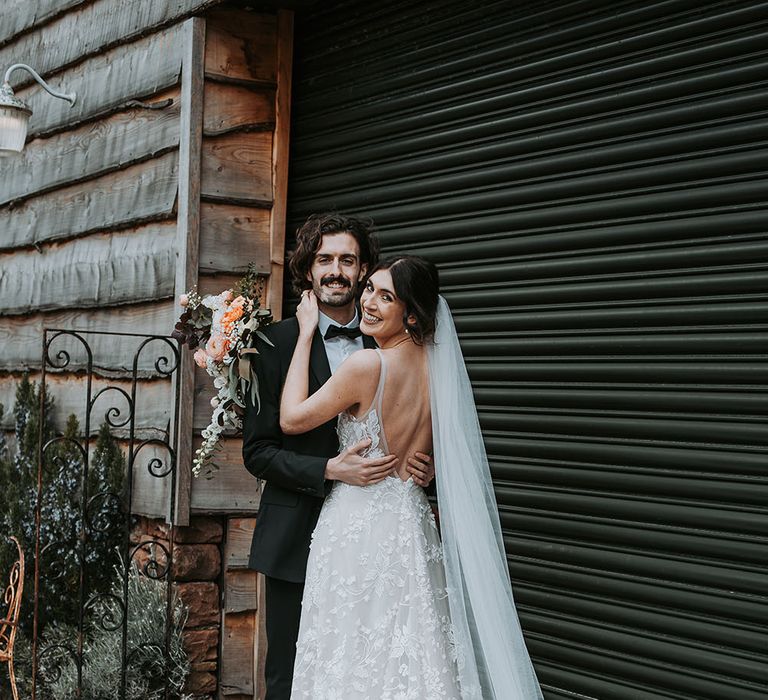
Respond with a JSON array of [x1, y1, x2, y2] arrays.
[[33, 329, 183, 700]]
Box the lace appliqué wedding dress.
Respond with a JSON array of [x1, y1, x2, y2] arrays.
[[291, 349, 464, 700]]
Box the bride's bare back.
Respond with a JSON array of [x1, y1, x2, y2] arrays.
[[351, 344, 431, 479]]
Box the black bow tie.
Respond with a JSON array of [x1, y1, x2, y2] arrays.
[[324, 325, 362, 341]]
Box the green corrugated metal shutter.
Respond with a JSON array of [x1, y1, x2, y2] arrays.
[[285, 1, 768, 698]]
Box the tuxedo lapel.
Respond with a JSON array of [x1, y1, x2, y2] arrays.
[[362, 334, 378, 350], [309, 329, 332, 387]]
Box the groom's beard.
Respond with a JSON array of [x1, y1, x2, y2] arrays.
[[312, 274, 357, 307]]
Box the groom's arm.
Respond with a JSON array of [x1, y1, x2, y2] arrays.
[[242, 329, 328, 498]]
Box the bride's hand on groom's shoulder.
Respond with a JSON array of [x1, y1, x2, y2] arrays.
[[407, 452, 435, 488], [296, 290, 319, 339]]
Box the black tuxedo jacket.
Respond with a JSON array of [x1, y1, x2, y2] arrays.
[[242, 316, 376, 583]]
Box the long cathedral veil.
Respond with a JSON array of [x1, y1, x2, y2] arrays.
[[428, 296, 543, 699]]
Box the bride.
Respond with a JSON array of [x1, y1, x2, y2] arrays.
[[279, 255, 542, 699]]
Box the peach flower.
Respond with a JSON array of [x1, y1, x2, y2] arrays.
[[206, 334, 231, 362], [193, 348, 208, 368], [179, 293, 189, 307]]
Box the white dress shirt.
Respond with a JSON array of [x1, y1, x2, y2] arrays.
[[318, 309, 365, 375]]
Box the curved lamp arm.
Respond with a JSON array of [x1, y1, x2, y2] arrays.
[[3, 63, 76, 106]]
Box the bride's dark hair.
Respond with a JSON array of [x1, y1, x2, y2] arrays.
[[370, 255, 439, 344]]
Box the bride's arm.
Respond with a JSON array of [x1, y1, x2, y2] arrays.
[[279, 291, 375, 434]]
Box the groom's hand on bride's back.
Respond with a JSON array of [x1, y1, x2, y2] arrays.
[[406, 452, 434, 488], [325, 438, 398, 486]]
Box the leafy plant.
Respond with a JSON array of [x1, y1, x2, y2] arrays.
[[36, 556, 190, 700], [0, 375, 130, 697]]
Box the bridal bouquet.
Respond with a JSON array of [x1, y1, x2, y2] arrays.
[[172, 264, 273, 477]]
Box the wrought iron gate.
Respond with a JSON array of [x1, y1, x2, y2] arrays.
[[33, 328, 183, 700]]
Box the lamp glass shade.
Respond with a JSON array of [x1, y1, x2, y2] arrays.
[[0, 104, 30, 155]]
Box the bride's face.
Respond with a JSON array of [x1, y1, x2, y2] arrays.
[[360, 269, 410, 341]]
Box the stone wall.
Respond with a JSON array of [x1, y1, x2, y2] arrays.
[[132, 515, 224, 699]]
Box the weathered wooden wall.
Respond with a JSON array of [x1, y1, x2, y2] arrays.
[[1, 4, 292, 697], [191, 10, 293, 698], [0, 2, 210, 478]]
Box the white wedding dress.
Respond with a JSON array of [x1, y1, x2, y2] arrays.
[[291, 349, 465, 700]]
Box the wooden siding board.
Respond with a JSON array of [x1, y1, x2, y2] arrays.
[[203, 82, 275, 136], [0, 0, 222, 100], [0, 302, 176, 375], [0, 372, 172, 436], [220, 517, 258, 696], [0, 151, 179, 251], [130, 441, 176, 519], [0, 223, 177, 315], [0, 103, 181, 207], [199, 203, 271, 274], [0, 0, 89, 47], [15, 24, 186, 139], [200, 131, 273, 204], [219, 611, 256, 695], [224, 569, 258, 614], [204, 9, 277, 85], [224, 517, 256, 570], [189, 437, 260, 513]]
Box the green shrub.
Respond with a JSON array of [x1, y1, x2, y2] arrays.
[[0, 375, 126, 635], [37, 556, 190, 700], [1, 376, 189, 698]]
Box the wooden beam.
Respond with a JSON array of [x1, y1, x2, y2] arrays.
[[14, 24, 186, 140], [0, 302, 176, 375], [0, 223, 177, 315], [0, 101, 181, 207], [0, 150, 179, 252], [174, 17, 206, 527], [266, 9, 294, 319], [0, 0, 222, 101]]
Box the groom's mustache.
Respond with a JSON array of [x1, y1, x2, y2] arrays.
[[321, 275, 351, 287]]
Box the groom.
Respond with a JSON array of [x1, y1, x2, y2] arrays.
[[242, 213, 435, 700]]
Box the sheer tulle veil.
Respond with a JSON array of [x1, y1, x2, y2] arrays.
[[428, 296, 543, 699]]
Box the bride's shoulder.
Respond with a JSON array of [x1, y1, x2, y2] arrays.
[[338, 348, 381, 375]]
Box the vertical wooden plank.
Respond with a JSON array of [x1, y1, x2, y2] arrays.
[[266, 9, 294, 320], [255, 573, 267, 699], [174, 17, 206, 526]]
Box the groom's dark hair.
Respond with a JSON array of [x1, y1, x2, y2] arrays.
[[288, 212, 380, 296], [372, 255, 440, 345]]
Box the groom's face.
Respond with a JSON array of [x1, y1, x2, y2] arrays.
[[308, 232, 368, 308]]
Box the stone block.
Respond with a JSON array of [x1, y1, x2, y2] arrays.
[[184, 670, 217, 694], [176, 581, 220, 628], [173, 543, 221, 581], [131, 515, 224, 544], [183, 628, 219, 665]]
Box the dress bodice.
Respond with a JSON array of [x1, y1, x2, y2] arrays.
[[336, 348, 390, 458]]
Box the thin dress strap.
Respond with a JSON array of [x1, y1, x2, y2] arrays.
[[373, 349, 390, 453]]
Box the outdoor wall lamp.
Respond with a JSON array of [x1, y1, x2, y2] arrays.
[[0, 63, 76, 155]]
